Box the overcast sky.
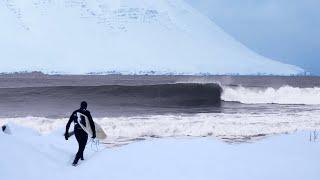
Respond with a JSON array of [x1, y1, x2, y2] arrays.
[[186, 0, 320, 75]]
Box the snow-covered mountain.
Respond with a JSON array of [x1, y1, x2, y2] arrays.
[[0, 0, 303, 75]]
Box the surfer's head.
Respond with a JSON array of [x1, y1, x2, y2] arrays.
[[80, 101, 88, 110]]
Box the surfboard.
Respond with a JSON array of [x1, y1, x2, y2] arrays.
[[76, 112, 107, 140]]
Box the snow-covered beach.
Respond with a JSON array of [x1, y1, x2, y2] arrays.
[[1, 123, 320, 180]]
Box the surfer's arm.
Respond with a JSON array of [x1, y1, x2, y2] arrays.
[[65, 112, 74, 135], [87, 111, 96, 138]]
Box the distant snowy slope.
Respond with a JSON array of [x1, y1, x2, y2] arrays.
[[0, 0, 303, 75]]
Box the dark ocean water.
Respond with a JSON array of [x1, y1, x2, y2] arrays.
[[0, 73, 319, 144], [0, 74, 319, 117]]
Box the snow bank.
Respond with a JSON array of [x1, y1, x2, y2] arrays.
[[222, 86, 320, 105], [1, 124, 319, 180], [0, 0, 303, 75]]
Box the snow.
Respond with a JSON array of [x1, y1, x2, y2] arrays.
[[0, 0, 303, 75], [1, 123, 319, 180]]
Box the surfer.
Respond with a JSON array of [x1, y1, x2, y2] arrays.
[[65, 101, 96, 166]]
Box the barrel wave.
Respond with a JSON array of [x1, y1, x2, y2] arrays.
[[0, 83, 222, 118]]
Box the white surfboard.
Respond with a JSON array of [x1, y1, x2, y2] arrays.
[[76, 112, 107, 140]]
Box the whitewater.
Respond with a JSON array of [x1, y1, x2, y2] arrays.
[[1, 109, 320, 147], [222, 86, 320, 105]]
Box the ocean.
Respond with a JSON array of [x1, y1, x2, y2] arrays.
[[1, 73, 319, 147]]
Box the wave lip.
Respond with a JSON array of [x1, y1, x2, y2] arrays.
[[222, 86, 320, 105]]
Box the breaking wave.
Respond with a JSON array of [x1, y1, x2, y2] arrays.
[[0, 83, 222, 117], [0, 83, 222, 106], [1, 110, 320, 146], [222, 86, 320, 105]]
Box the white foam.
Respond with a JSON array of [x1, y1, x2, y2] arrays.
[[2, 110, 320, 146], [222, 86, 320, 105]]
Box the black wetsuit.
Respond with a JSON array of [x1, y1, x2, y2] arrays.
[[65, 109, 96, 165]]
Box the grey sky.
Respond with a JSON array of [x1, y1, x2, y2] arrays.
[[186, 0, 320, 75]]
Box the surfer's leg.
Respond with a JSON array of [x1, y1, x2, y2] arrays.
[[79, 131, 88, 160], [73, 128, 83, 165]]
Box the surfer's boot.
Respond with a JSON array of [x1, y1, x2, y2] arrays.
[[72, 156, 80, 166], [81, 156, 84, 161]]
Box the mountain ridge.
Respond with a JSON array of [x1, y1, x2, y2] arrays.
[[0, 0, 304, 75]]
